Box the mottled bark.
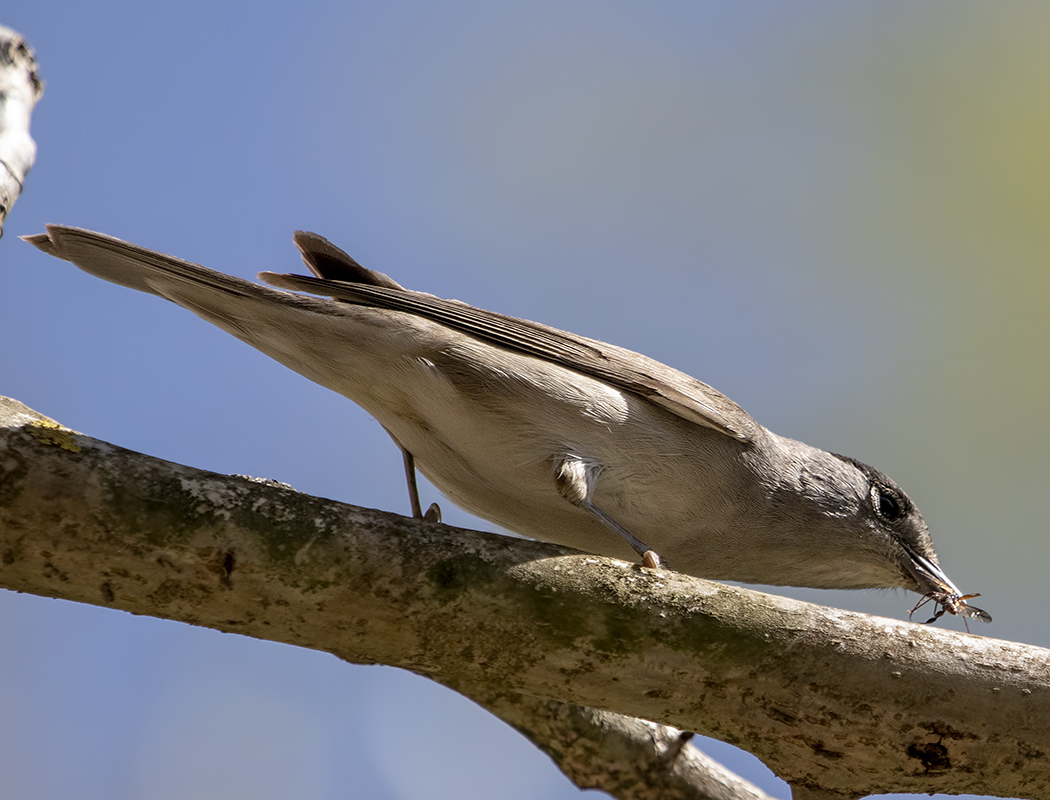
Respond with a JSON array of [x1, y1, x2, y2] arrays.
[[1, 396, 1045, 799]]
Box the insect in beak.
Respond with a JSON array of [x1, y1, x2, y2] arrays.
[[908, 591, 992, 632], [900, 544, 992, 631]]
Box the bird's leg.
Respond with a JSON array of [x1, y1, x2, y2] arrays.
[[401, 447, 423, 519], [400, 446, 441, 522], [583, 501, 662, 569], [553, 455, 662, 569]]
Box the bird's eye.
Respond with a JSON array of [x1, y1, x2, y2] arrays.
[[873, 487, 902, 521]]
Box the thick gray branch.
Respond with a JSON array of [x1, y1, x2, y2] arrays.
[[1, 396, 1047, 799], [0, 396, 773, 800], [0, 26, 43, 236]]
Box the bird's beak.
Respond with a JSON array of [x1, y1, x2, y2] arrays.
[[900, 544, 961, 596]]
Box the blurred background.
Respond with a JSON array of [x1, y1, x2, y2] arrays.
[[2, 3, 1048, 799]]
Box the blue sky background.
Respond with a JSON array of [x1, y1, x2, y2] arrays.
[[3, 3, 1049, 799]]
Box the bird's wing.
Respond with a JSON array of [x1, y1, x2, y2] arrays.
[[264, 237, 759, 441]]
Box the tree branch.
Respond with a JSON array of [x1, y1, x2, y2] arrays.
[[0, 26, 43, 237], [1, 396, 1046, 799], [464, 692, 773, 800]]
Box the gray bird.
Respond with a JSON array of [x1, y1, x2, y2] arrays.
[[24, 225, 989, 624]]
